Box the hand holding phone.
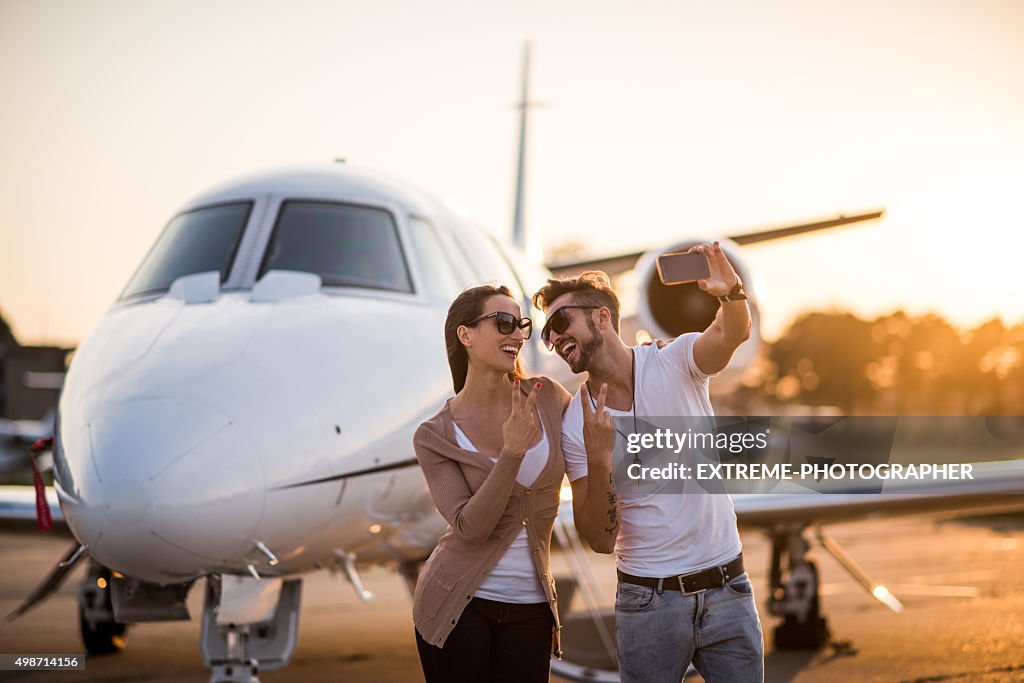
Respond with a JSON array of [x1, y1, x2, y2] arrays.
[[656, 251, 710, 285]]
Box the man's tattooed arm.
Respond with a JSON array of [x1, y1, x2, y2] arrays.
[[603, 473, 619, 535]]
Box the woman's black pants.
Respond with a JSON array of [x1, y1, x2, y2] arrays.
[[415, 597, 554, 683]]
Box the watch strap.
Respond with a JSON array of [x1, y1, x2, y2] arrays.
[[717, 282, 747, 302]]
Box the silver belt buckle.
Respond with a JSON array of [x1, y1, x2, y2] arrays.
[[676, 565, 725, 595], [676, 569, 705, 596]]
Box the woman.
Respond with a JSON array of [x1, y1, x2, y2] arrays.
[[412, 284, 569, 683]]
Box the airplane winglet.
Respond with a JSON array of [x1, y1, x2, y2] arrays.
[[728, 210, 884, 246]]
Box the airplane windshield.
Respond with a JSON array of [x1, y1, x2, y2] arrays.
[[121, 202, 251, 299], [260, 201, 412, 293]]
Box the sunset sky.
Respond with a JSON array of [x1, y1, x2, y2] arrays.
[[1, 0, 1022, 346]]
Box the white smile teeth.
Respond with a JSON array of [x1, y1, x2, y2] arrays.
[[501, 345, 519, 355]]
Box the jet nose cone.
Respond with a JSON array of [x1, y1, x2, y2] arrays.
[[101, 478, 152, 527], [64, 398, 265, 582]]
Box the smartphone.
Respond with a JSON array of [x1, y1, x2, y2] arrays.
[[656, 251, 710, 285]]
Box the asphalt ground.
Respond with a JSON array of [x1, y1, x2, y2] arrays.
[[1, 511, 1022, 683]]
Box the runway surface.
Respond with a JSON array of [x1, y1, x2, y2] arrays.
[[1, 512, 1023, 682]]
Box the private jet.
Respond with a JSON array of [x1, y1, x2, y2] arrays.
[[3, 162, 1023, 682]]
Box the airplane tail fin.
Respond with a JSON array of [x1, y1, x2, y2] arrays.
[[511, 42, 543, 266]]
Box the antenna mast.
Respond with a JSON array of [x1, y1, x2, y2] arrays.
[[511, 43, 533, 255]]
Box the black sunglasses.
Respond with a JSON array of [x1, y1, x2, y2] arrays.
[[466, 311, 533, 339], [541, 306, 599, 346]]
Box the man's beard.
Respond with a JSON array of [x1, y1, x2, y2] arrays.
[[568, 318, 604, 374]]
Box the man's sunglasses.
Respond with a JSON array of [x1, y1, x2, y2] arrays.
[[465, 311, 533, 339], [541, 306, 599, 347]]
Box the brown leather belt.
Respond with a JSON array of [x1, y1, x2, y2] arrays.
[[617, 554, 745, 595]]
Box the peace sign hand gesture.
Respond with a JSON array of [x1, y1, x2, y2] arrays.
[[690, 241, 741, 297], [582, 383, 616, 471], [502, 380, 542, 458]]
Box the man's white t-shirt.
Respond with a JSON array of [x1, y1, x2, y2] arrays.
[[562, 333, 742, 577]]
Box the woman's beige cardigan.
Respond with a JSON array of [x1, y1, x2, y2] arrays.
[[412, 377, 569, 657]]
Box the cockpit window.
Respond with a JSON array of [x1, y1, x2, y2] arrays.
[[260, 201, 413, 293], [121, 202, 251, 299]]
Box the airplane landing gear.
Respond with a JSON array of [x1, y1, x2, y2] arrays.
[[199, 576, 302, 683], [206, 624, 261, 683], [79, 561, 128, 655], [767, 525, 830, 649]]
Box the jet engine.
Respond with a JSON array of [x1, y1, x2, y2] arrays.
[[632, 239, 761, 392]]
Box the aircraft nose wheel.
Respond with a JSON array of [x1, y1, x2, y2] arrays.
[[79, 561, 128, 655], [768, 526, 830, 648]]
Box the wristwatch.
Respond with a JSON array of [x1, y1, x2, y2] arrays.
[[717, 282, 747, 303]]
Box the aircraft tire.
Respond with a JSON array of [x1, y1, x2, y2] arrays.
[[79, 611, 128, 655], [772, 560, 829, 649], [78, 565, 128, 655]]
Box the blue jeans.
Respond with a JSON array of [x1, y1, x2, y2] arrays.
[[615, 572, 764, 683]]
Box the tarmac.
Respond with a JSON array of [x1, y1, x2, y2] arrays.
[[1, 511, 1023, 682]]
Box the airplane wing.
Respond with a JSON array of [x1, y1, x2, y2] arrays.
[[0, 486, 80, 622], [732, 459, 1024, 528], [0, 486, 70, 535], [0, 417, 51, 443], [0, 416, 53, 471], [545, 210, 884, 278], [0, 419, 63, 535]]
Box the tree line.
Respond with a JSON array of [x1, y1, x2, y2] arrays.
[[742, 311, 1024, 415]]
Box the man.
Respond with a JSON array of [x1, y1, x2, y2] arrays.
[[532, 242, 763, 683]]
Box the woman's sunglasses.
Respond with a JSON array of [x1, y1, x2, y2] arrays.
[[465, 311, 533, 339], [541, 306, 599, 347]]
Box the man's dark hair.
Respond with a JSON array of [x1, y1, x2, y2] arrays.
[[532, 270, 621, 333]]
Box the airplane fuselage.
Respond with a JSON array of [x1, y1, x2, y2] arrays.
[[53, 164, 553, 584]]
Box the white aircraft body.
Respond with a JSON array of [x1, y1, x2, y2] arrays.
[[3, 163, 1022, 683], [7, 163, 566, 680], [53, 166, 520, 585]]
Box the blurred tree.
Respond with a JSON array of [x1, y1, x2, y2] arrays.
[[961, 319, 1006, 414], [0, 311, 14, 346], [764, 311, 881, 413], [756, 310, 1023, 416], [0, 310, 13, 418], [896, 314, 961, 414]]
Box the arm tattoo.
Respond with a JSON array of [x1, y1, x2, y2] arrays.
[[603, 473, 619, 535]]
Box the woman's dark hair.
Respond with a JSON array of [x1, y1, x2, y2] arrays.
[[445, 284, 528, 393]]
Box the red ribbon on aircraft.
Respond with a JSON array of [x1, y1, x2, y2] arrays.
[[30, 438, 54, 531]]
